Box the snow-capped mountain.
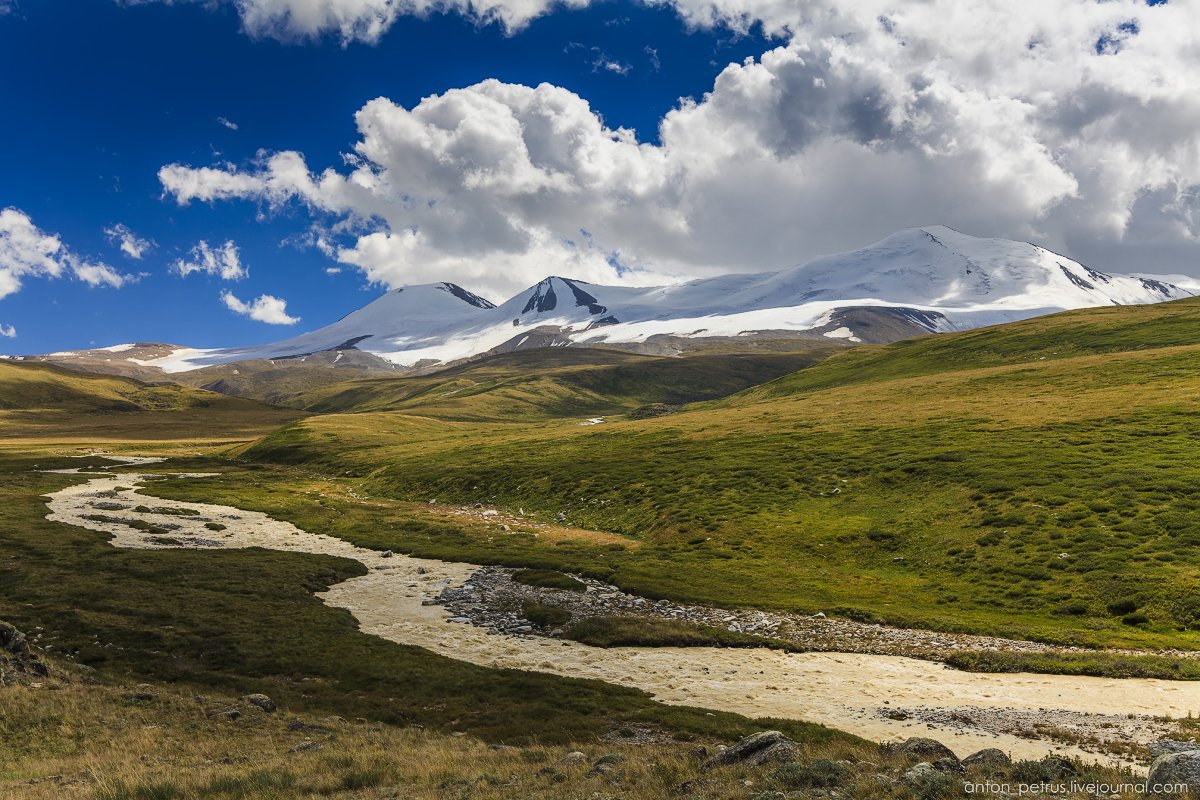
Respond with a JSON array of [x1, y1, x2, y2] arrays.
[[20, 227, 1193, 375]]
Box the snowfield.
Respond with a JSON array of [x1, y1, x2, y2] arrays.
[[83, 227, 1196, 374]]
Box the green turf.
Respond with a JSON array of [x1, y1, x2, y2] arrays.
[[512, 569, 587, 592], [565, 617, 789, 650]]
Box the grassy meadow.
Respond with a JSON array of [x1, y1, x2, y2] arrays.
[[159, 297, 1200, 651]]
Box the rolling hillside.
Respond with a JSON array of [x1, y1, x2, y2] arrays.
[[291, 346, 843, 419], [0, 360, 301, 440], [191, 296, 1200, 650]]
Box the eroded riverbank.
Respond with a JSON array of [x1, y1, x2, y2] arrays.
[[42, 464, 1200, 768]]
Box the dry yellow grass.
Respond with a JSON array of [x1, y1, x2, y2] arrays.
[[0, 665, 865, 800]]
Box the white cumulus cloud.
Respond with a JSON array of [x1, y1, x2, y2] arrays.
[[121, 0, 584, 43], [0, 208, 130, 299], [0, 324, 15, 338], [105, 223, 155, 259], [220, 290, 300, 324], [158, 1, 1200, 292], [174, 240, 248, 280]]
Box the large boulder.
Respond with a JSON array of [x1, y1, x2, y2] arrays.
[[892, 737, 957, 763], [703, 731, 800, 769], [1039, 755, 1078, 779], [242, 693, 277, 713], [0, 621, 48, 682], [962, 748, 1011, 770], [1150, 741, 1200, 760], [0, 621, 29, 655], [932, 757, 965, 774], [1148, 751, 1200, 796]]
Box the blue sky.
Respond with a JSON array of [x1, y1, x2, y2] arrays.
[[2, 0, 1197, 354], [0, 0, 773, 352]]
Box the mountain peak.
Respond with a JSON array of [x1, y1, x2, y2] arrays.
[[52, 227, 1191, 375]]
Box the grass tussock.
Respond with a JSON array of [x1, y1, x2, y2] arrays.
[[521, 601, 572, 628], [566, 616, 790, 650], [946, 650, 1200, 680], [512, 568, 587, 592]]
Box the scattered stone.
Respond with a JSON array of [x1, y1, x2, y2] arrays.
[[380, 550, 393, 558], [687, 745, 709, 760], [703, 731, 799, 769], [560, 752, 588, 765], [208, 707, 241, 721], [242, 693, 277, 712], [288, 741, 323, 754]]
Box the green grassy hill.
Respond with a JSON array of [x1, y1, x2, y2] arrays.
[[290, 346, 841, 419], [0, 360, 301, 441], [744, 296, 1200, 398], [209, 297, 1200, 650]]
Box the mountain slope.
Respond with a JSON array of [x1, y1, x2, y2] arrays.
[[22, 226, 1192, 378]]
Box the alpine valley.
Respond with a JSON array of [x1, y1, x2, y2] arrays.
[[9, 225, 1200, 798], [14, 2, 1200, 796]]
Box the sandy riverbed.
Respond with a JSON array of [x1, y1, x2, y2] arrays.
[[43, 466, 1200, 767]]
